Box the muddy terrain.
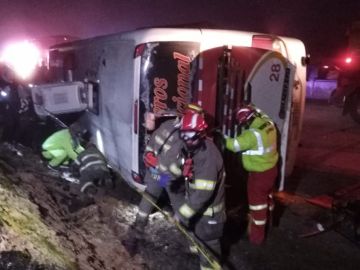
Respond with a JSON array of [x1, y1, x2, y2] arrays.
[[0, 100, 359, 270]]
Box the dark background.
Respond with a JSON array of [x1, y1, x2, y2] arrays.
[[0, 0, 360, 64]]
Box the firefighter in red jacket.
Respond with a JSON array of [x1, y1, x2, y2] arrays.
[[225, 105, 278, 245], [175, 109, 226, 270]]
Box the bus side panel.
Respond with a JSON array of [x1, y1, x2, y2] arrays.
[[279, 38, 307, 178], [50, 40, 135, 182], [243, 51, 295, 189], [86, 41, 135, 180], [244, 51, 291, 130]]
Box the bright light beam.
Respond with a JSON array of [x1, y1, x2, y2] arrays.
[[0, 41, 41, 79], [345, 57, 352, 64]]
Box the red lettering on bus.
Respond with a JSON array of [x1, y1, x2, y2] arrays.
[[154, 77, 168, 88], [173, 52, 191, 114], [173, 52, 191, 62], [153, 77, 169, 113]]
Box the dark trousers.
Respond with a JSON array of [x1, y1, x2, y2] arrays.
[[193, 213, 225, 269], [138, 171, 185, 218]]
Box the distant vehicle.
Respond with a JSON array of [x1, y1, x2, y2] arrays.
[[29, 28, 308, 191], [306, 64, 339, 100], [330, 21, 360, 123]]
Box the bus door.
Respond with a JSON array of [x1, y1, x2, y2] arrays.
[[199, 46, 295, 196], [198, 46, 268, 139], [230, 48, 296, 189]]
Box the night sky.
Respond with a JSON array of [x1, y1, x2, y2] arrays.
[[0, 0, 360, 63]]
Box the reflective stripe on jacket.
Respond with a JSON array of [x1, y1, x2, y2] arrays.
[[145, 119, 183, 178], [178, 139, 226, 221], [74, 145, 108, 174], [42, 128, 84, 161], [225, 114, 278, 172]]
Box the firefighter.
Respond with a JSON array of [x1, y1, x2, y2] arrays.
[[73, 143, 113, 195], [225, 105, 278, 245], [124, 111, 184, 251], [134, 105, 205, 230], [123, 105, 203, 256], [41, 122, 86, 169], [68, 142, 113, 211], [175, 109, 226, 270]]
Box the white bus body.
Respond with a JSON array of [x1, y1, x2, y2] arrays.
[[32, 28, 307, 190]]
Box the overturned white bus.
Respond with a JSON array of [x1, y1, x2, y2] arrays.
[[31, 28, 308, 191]]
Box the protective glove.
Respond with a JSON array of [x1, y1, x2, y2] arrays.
[[158, 173, 171, 188], [144, 151, 158, 168], [149, 167, 160, 180]]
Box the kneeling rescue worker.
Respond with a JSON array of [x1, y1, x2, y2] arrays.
[[72, 142, 113, 201], [41, 122, 85, 169]]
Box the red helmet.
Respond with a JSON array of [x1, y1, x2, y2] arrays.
[[236, 106, 256, 125], [180, 111, 208, 142]]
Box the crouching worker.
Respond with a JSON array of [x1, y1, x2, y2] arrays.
[[68, 142, 114, 212], [42, 122, 86, 169]]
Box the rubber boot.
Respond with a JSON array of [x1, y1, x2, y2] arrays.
[[122, 214, 148, 257]]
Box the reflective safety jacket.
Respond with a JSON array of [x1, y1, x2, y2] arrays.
[[73, 144, 111, 193], [145, 119, 184, 178], [42, 128, 84, 160], [225, 114, 278, 172], [177, 139, 226, 223], [73, 144, 109, 175]]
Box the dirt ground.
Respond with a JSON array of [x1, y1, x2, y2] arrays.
[[0, 100, 359, 270]]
